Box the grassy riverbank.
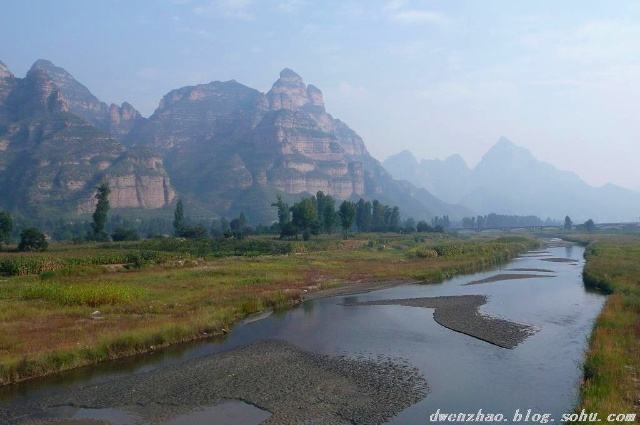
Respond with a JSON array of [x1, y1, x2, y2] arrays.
[[568, 234, 640, 420], [0, 233, 535, 385]]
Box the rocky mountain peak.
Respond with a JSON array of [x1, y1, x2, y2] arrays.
[[267, 68, 324, 112], [441, 154, 470, 171], [108, 101, 143, 137], [27, 59, 122, 131], [30, 59, 87, 94], [387, 150, 419, 167], [482, 136, 533, 164], [278, 67, 303, 82], [16, 67, 70, 115], [0, 60, 13, 79]]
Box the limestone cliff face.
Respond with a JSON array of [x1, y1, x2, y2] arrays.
[[0, 60, 175, 216], [77, 150, 176, 213], [129, 68, 373, 220]]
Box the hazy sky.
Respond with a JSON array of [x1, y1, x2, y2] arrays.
[[2, 0, 639, 190]]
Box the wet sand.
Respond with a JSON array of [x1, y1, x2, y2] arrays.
[[4, 340, 427, 425], [346, 295, 535, 349], [465, 273, 554, 285]]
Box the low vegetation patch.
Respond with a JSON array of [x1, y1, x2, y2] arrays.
[[20, 281, 145, 306]]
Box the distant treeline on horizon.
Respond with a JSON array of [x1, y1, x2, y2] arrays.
[[1, 196, 565, 243], [461, 214, 560, 230]]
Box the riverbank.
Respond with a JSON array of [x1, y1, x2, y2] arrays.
[[568, 234, 640, 421], [0, 234, 537, 386]]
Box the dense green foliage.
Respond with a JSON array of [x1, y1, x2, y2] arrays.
[[111, 227, 140, 242], [564, 215, 573, 230], [90, 183, 111, 241], [338, 200, 356, 235], [0, 211, 12, 250], [273, 192, 403, 239], [18, 228, 48, 252], [173, 199, 185, 236]]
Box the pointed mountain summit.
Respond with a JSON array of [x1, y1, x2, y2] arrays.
[[28, 59, 144, 137], [29, 59, 108, 124], [267, 68, 325, 112], [479, 137, 535, 166]]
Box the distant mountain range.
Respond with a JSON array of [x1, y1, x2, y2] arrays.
[[0, 59, 468, 222], [384, 138, 640, 222]]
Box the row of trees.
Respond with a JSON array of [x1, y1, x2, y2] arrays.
[[564, 216, 596, 232], [1, 181, 605, 248], [271, 192, 404, 239], [461, 214, 555, 230]]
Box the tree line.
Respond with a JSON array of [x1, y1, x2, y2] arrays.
[[461, 213, 556, 230], [271, 192, 405, 239], [0, 181, 605, 250]]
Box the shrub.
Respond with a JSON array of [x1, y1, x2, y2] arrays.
[[111, 227, 140, 242], [18, 228, 48, 252], [179, 225, 209, 239]]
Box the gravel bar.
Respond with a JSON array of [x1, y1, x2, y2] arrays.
[[3, 340, 427, 425], [347, 295, 535, 349], [464, 273, 555, 285], [506, 268, 555, 273]]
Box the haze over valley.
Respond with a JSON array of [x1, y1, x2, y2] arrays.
[[1, 3, 639, 425], [384, 138, 640, 222]]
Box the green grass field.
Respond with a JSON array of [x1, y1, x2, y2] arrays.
[[0, 233, 536, 385], [565, 234, 640, 421]]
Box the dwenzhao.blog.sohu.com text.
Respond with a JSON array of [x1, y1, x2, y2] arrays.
[[428, 408, 637, 423]]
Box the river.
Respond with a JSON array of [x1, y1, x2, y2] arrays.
[[1, 240, 605, 424]]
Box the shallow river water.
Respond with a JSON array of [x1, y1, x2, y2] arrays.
[[1, 241, 605, 424]]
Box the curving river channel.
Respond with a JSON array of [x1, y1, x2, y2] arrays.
[[1, 240, 605, 424]]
